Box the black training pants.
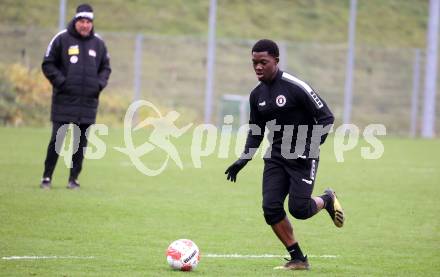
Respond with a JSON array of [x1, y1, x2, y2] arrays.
[[43, 121, 91, 181], [262, 157, 319, 225]]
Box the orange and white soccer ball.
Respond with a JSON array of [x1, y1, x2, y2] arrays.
[[166, 239, 200, 271]]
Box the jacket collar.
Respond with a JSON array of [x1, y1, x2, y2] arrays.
[[262, 69, 283, 85]]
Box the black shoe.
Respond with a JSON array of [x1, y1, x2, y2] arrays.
[[324, 188, 345, 227], [40, 177, 51, 189], [282, 256, 310, 270], [66, 180, 80, 190]]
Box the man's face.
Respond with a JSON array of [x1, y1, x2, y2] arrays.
[[252, 51, 279, 82], [75, 18, 93, 37]]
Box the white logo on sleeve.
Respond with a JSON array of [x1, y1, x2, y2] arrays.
[[276, 95, 286, 107], [301, 178, 313, 185]]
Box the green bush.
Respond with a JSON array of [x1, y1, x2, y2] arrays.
[[0, 63, 51, 125], [0, 63, 132, 126]]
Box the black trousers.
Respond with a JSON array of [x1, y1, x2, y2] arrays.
[[43, 121, 91, 181], [262, 157, 319, 225]]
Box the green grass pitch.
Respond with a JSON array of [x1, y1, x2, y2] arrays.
[[0, 127, 439, 276]]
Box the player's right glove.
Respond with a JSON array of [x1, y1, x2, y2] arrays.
[[225, 159, 249, 182]]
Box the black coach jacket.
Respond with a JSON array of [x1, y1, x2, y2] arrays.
[[42, 20, 111, 124]]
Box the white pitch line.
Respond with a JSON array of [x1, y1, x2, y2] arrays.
[[204, 254, 338, 259], [2, 254, 338, 261], [1, 256, 95, 260]]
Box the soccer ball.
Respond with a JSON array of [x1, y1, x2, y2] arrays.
[[166, 239, 200, 271]]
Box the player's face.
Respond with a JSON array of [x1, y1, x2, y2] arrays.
[[75, 18, 93, 37], [252, 51, 279, 82]]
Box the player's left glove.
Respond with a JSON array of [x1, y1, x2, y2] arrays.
[[225, 159, 248, 182]]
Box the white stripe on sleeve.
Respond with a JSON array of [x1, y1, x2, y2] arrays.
[[282, 72, 324, 109], [45, 30, 67, 57]]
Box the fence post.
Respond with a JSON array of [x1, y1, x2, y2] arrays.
[[343, 0, 357, 124], [410, 49, 421, 137], [133, 34, 143, 123], [421, 0, 439, 138], [204, 0, 217, 124], [133, 34, 143, 102], [279, 41, 288, 71], [58, 0, 66, 30]]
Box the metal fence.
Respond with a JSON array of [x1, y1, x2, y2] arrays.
[[1, 26, 439, 135]]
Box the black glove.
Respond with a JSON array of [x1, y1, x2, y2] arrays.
[[225, 159, 249, 182]]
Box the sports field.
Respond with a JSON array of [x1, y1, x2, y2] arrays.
[[0, 127, 439, 276]]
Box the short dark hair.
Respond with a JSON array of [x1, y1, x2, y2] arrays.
[[251, 39, 279, 58]]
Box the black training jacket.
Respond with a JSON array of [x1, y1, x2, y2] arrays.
[[242, 70, 334, 161], [42, 20, 111, 124]]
